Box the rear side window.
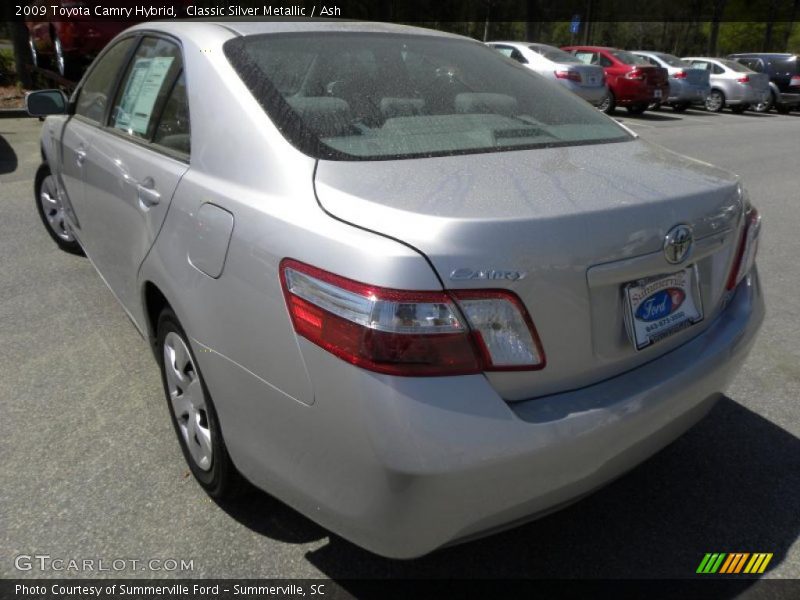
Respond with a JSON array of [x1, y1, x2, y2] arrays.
[[225, 33, 630, 161], [153, 72, 190, 156], [75, 38, 136, 123], [110, 37, 185, 141], [492, 45, 528, 64]]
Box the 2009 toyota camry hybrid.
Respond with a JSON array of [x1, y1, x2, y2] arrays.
[[27, 21, 764, 558]]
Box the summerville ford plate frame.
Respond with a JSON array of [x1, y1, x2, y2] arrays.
[[623, 266, 704, 351]]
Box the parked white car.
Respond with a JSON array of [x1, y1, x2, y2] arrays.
[[487, 41, 608, 106]]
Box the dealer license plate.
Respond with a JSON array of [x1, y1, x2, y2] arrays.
[[623, 267, 703, 351]]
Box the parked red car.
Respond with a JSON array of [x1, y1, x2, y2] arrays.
[[25, 1, 140, 79], [562, 46, 669, 114]]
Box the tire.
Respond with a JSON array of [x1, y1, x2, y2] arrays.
[[671, 102, 690, 113], [776, 104, 791, 114], [157, 308, 247, 499], [597, 90, 615, 114], [730, 104, 748, 114], [754, 91, 775, 113], [648, 102, 662, 111], [34, 166, 83, 255], [705, 89, 725, 112], [626, 103, 648, 115]]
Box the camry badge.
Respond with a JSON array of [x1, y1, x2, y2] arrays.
[[449, 268, 526, 281]]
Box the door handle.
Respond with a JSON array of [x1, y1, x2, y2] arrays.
[[75, 149, 86, 167], [136, 177, 161, 208]]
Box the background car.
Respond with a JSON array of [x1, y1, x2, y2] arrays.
[[630, 51, 710, 112], [487, 41, 608, 107], [728, 53, 800, 114], [562, 45, 669, 114], [682, 57, 770, 113], [26, 0, 132, 78]]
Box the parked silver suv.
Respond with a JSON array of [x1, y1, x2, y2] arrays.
[[28, 22, 764, 558]]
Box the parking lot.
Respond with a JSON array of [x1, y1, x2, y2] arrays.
[[1, 107, 798, 582]]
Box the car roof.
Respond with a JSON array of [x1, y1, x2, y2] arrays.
[[562, 45, 616, 51], [728, 52, 794, 58], [126, 19, 463, 41]]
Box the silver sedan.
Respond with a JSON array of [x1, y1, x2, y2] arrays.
[[487, 41, 608, 106], [682, 56, 771, 112], [28, 21, 764, 558]]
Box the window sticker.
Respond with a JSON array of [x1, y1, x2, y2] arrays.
[[114, 56, 174, 135]]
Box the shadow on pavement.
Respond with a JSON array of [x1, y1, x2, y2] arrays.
[[217, 397, 799, 587], [617, 111, 683, 121], [0, 133, 18, 174]]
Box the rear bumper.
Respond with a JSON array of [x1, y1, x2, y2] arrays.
[[612, 79, 667, 104], [668, 80, 710, 103], [776, 91, 800, 106], [560, 82, 608, 105], [725, 85, 769, 106], [213, 270, 763, 559]]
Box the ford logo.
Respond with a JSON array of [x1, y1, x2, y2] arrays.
[[635, 288, 686, 322]]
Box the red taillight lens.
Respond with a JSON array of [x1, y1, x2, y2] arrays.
[[625, 68, 645, 80], [555, 70, 582, 82], [726, 208, 761, 290], [280, 259, 545, 376], [790, 75, 800, 87], [737, 75, 750, 83], [672, 70, 688, 79]]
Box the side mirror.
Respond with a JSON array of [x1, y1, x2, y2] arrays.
[[26, 90, 68, 117]]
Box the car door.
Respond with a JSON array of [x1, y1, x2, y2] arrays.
[[60, 36, 138, 241], [80, 35, 190, 313]]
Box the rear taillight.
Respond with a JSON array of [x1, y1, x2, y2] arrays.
[[736, 75, 750, 83], [726, 208, 761, 290], [555, 70, 582, 83], [280, 259, 545, 376], [789, 75, 800, 87], [672, 70, 688, 79], [625, 68, 645, 80]]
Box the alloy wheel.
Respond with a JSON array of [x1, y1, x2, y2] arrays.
[[706, 91, 723, 112], [163, 332, 213, 471], [39, 175, 74, 242]]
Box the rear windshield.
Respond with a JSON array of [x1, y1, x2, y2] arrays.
[[719, 59, 753, 73], [224, 33, 630, 161], [654, 53, 689, 68], [529, 44, 583, 64], [610, 50, 651, 66]]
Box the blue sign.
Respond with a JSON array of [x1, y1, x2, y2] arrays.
[[635, 289, 686, 322], [570, 15, 581, 34]]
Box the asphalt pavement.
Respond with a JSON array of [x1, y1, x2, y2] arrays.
[[1, 108, 798, 586]]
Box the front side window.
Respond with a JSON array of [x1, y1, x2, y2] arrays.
[[110, 37, 184, 141], [75, 38, 136, 123], [225, 33, 630, 161]]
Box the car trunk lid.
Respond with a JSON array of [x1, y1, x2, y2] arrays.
[[314, 139, 744, 400]]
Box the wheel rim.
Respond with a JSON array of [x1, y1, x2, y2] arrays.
[[163, 332, 213, 471], [706, 92, 722, 111], [39, 175, 74, 242], [29, 39, 38, 67], [54, 37, 65, 76]]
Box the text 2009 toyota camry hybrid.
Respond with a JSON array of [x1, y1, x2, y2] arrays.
[[28, 21, 764, 558]]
